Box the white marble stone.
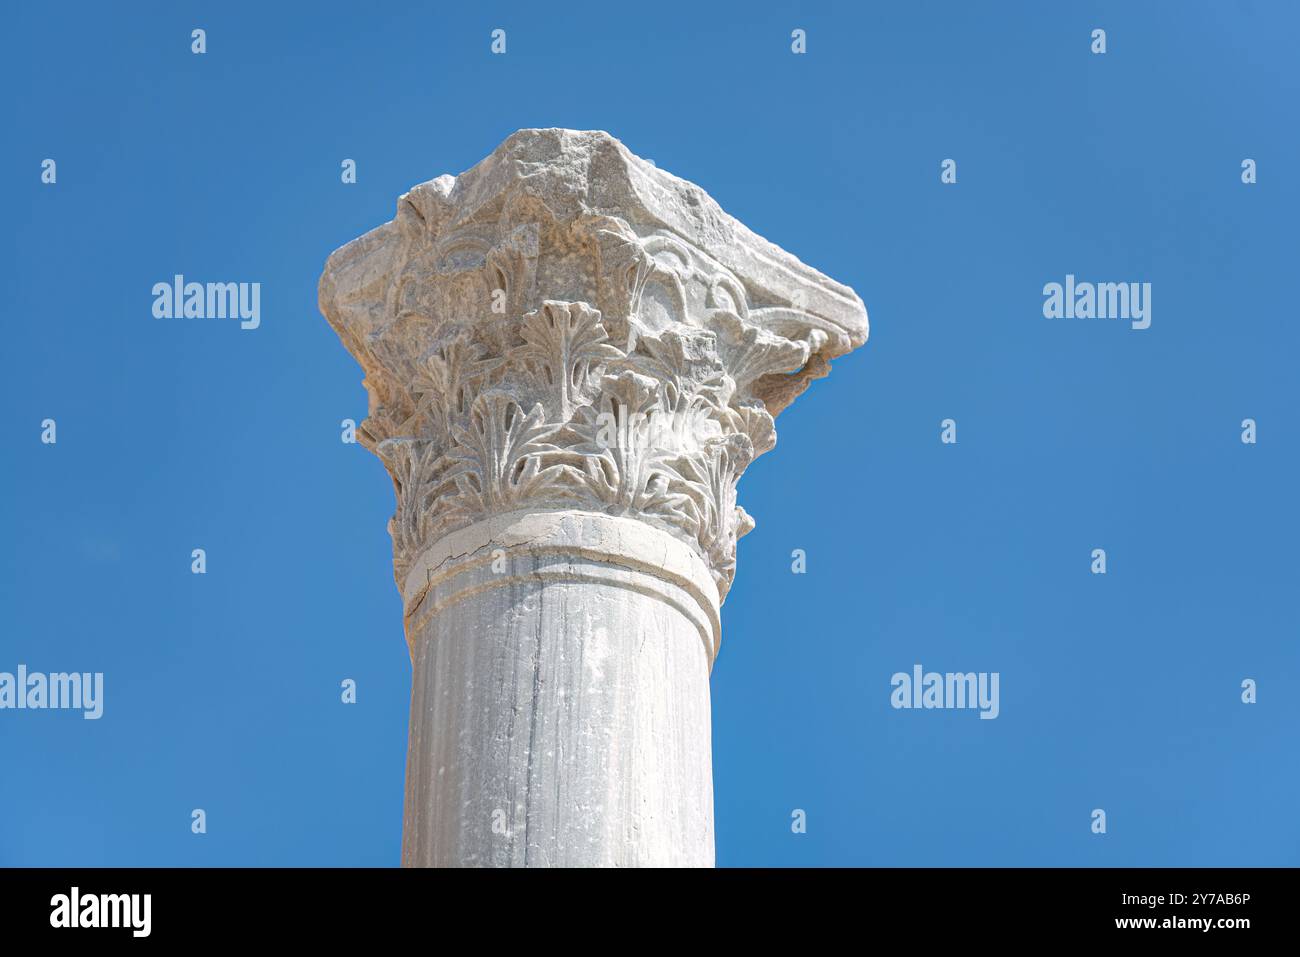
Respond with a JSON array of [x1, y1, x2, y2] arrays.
[[319, 129, 868, 867]]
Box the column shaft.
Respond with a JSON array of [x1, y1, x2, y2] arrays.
[[400, 510, 718, 867]]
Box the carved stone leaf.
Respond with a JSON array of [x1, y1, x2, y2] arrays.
[[518, 301, 624, 421], [375, 436, 453, 577], [574, 215, 654, 351], [723, 401, 777, 458], [411, 330, 503, 443], [627, 327, 731, 409], [449, 391, 563, 513], [710, 309, 810, 397], [567, 371, 694, 520], [671, 432, 755, 590]]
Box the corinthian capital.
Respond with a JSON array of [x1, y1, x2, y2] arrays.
[[320, 129, 867, 613]]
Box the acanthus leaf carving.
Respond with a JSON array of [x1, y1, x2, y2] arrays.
[[447, 390, 565, 516], [567, 370, 698, 524], [517, 301, 624, 422], [321, 133, 866, 602]]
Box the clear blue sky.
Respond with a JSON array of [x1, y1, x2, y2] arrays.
[[2, 1, 1296, 867]]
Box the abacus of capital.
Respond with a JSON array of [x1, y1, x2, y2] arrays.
[[319, 129, 868, 867]]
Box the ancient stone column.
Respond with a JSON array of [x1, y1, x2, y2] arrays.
[[319, 129, 867, 867]]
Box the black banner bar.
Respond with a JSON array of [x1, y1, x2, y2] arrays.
[[0, 867, 1284, 942]]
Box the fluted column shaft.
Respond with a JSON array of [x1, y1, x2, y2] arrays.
[[400, 510, 718, 866]]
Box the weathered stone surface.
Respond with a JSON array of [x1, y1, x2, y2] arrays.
[[401, 510, 717, 867], [319, 129, 867, 867]]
